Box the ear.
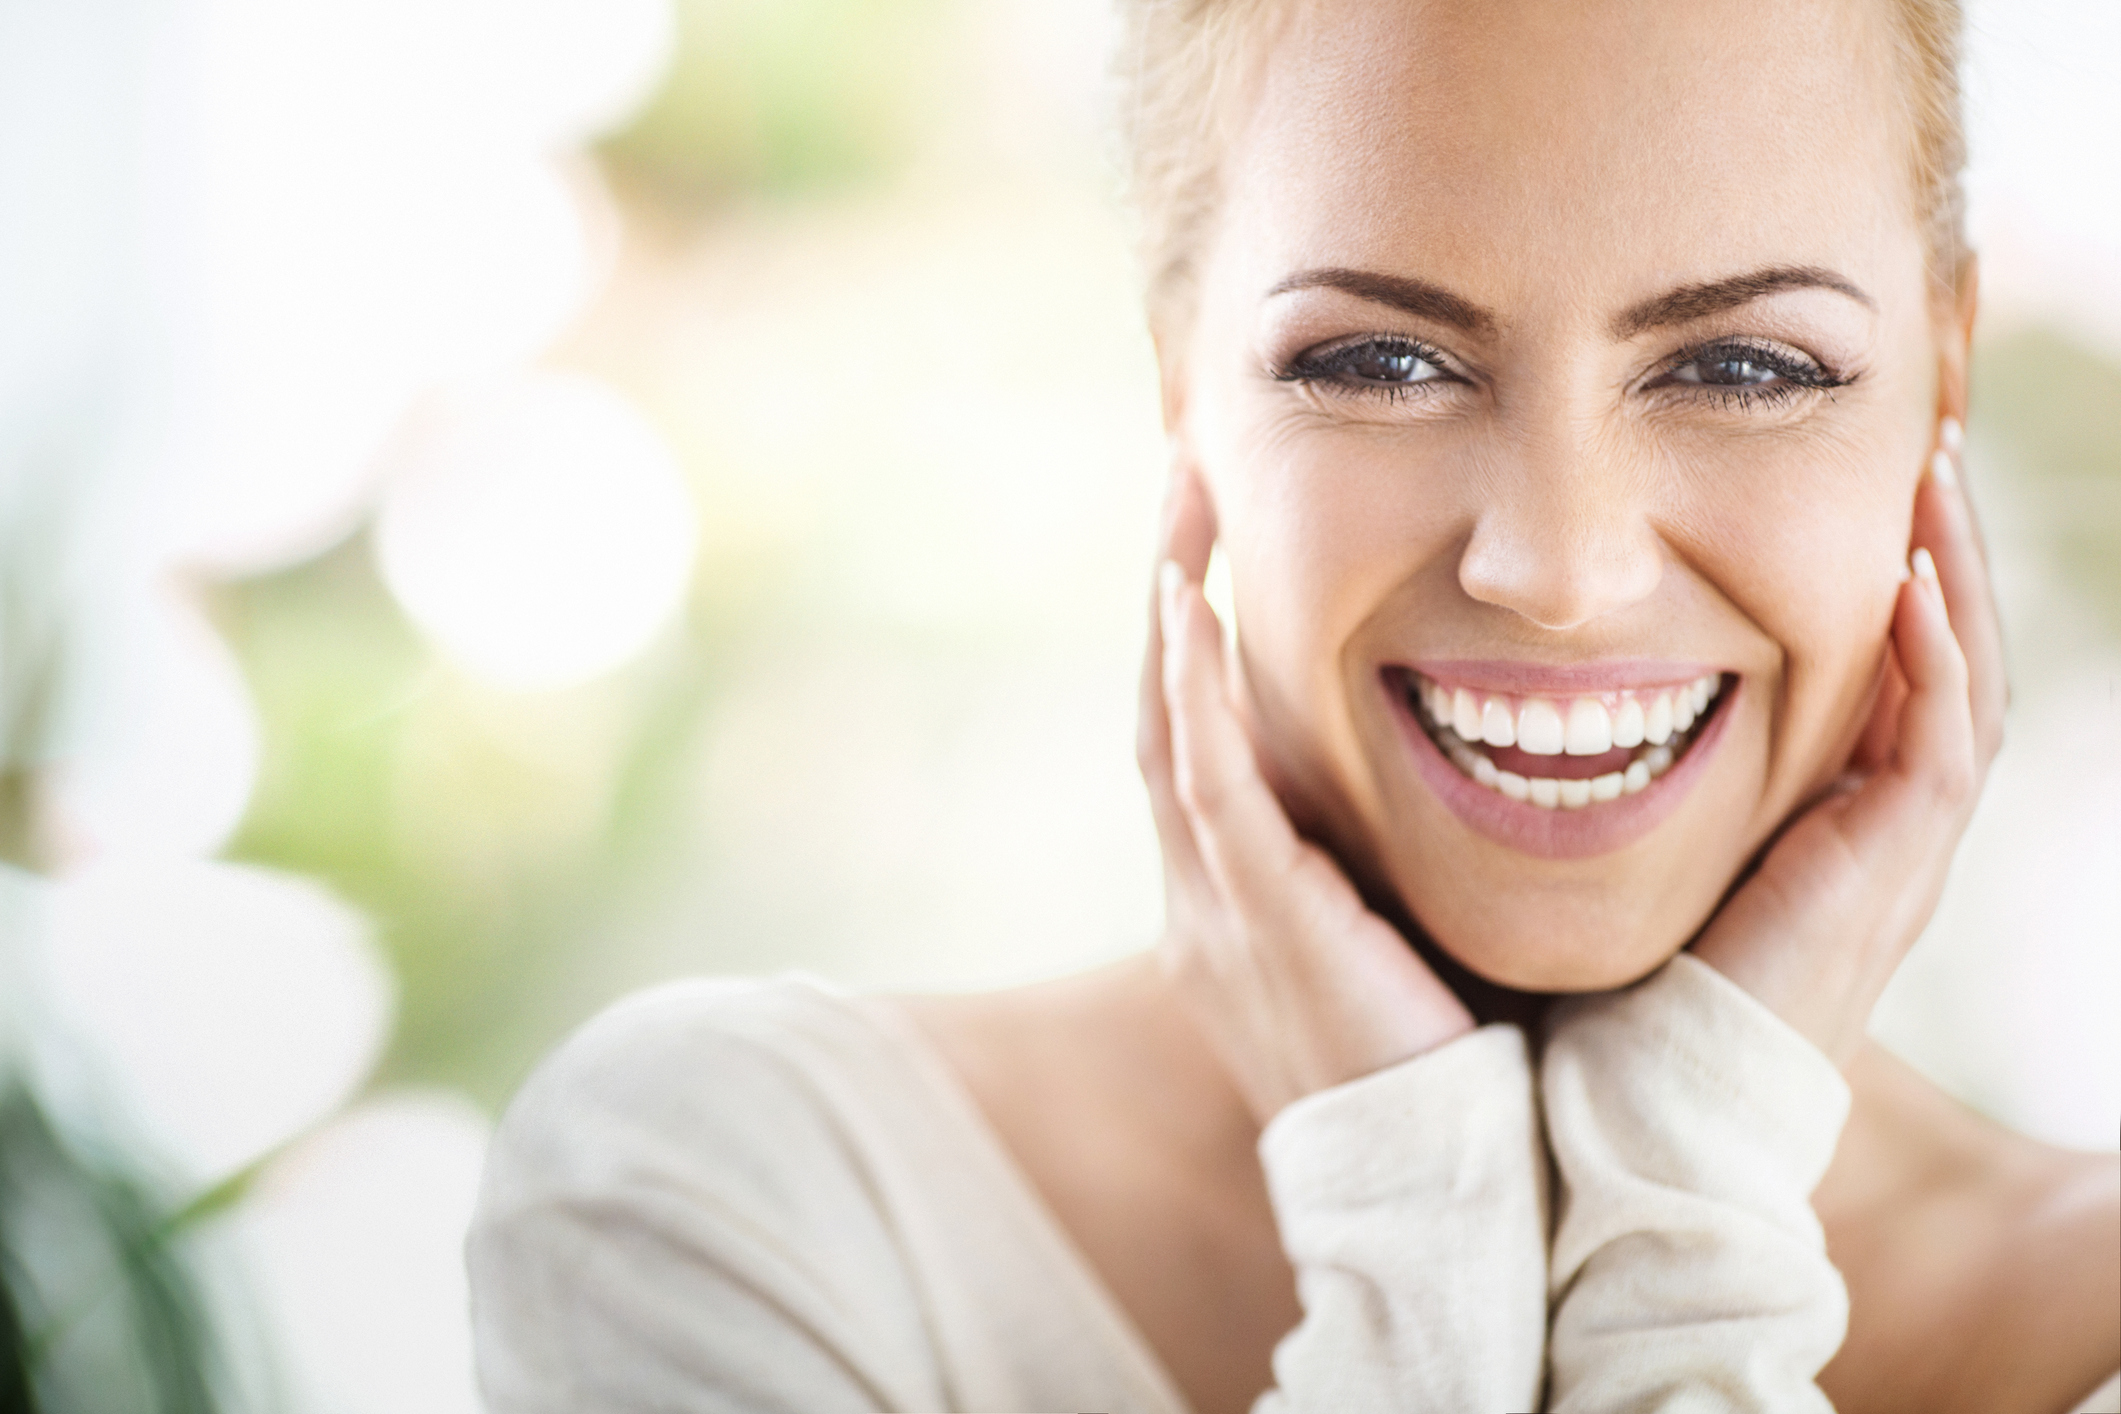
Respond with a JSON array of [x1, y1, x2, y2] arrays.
[[1936, 253, 1979, 426]]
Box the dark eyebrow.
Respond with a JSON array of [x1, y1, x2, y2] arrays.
[[1612, 266, 1874, 338], [1266, 267, 1496, 336]]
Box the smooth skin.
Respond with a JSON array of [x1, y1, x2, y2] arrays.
[[902, 2, 2120, 1411]]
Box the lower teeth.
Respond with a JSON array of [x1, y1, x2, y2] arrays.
[[1426, 714, 1690, 810]]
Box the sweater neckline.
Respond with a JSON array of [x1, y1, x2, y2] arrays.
[[831, 982, 1199, 1414]]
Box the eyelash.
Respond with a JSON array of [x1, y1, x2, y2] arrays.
[[1650, 338, 1854, 410], [1274, 336, 1458, 403], [1274, 336, 1855, 410]]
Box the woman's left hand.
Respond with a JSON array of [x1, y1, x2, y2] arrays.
[[1692, 431, 2006, 1067]]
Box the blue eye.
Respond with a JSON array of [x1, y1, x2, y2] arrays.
[[1278, 336, 1456, 398], [1673, 352, 1782, 386], [1335, 341, 1446, 385], [1662, 341, 1845, 395]]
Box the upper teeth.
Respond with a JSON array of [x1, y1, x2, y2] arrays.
[[1418, 674, 1723, 756]]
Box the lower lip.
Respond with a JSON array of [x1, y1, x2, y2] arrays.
[[1385, 673, 1738, 860]]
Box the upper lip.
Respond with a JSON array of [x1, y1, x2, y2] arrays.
[[1400, 658, 1727, 696]]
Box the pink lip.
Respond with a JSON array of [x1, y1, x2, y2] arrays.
[[1385, 669, 1739, 860], [1407, 658, 1720, 695]]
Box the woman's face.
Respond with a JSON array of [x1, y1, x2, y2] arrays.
[[1174, 0, 1967, 991]]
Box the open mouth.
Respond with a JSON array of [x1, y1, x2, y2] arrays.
[[1394, 668, 1729, 810]]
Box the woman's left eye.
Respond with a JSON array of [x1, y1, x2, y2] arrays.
[[1674, 352, 1781, 386], [1657, 341, 1848, 400]]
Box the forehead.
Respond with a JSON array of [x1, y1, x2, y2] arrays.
[[1216, 0, 1919, 312]]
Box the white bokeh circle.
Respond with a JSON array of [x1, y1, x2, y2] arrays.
[[25, 858, 393, 1190], [375, 372, 697, 692], [40, 583, 261, 863], [156, 0, 675, 577]]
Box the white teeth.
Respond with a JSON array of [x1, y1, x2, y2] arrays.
[[1612, 695, 1646, 749], [1480, 697, 1516, 748], [1517, 698, 1566, 755], [1412, 671, 1727, 808], [1644, 693, 1674, 746], [1425, 679, 1452, 724], [1564, 698, 1613, 755], [1453, 687, 1483, 742]]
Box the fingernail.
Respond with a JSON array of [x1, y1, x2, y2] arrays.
[[1911, 546, 1938, 585], [1159, 558, 1182, 613], [1929, 449, 1957, 489], [1938, 416, 1963, 454]]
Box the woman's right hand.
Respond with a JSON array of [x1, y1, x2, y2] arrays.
[[1138, 468, 1475, 1125]]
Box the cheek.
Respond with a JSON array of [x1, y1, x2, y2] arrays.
[[1674, 436, 1911, 779], [1212, 425, 1469, 804], [1217, 418, 1467, 645]]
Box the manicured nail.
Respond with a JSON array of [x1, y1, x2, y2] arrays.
[[1911, 547, 1938, 585], [1938, 416, 1963, 454], [1929, 449, 1957, 489]]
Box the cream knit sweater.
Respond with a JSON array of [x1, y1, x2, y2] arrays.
[[468, 955, 2119, 1413]]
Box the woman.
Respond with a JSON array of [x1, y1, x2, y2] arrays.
[[468, 2, 2121, 1410]]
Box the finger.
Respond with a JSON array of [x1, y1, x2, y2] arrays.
[[1847, 646, 1907, 776], [1164, 460, 1215, 584], [1858, 554, 1978, 827], [1912, 444, 2007, 765], [1138, 460, 1218, 787], [1159, 562, 1305, 910], [1139, 499, 1209, 894], [1139, 599, 1208, 893]]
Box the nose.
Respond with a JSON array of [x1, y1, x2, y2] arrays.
[[1456, 436, 1665, 632]]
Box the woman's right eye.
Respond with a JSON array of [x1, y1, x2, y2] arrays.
[[1279, 337, 1455, 397]]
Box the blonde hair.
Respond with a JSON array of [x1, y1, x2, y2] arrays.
[[1115, 0, 1967, 334]]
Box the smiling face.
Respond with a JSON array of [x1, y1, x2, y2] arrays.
[[1167, 0, 1971, 991]]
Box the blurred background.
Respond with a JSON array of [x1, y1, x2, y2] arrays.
[[0, 0, 2114, 1408]]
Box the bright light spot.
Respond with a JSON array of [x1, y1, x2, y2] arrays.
[[487, 0, 678, 143], [40, 585, 259, 863], [151, 0, 675, 577], [240, 1093, 490, 1414], [375, 373, 697, 692], [25, 859, 392, 1190]]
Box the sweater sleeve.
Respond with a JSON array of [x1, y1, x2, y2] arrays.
[[1252, 1023, 1549, 1414], [1541, 952, 1853, 1413]]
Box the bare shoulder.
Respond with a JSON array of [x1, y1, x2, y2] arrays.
[[1817, 1044, 2120, 1414]]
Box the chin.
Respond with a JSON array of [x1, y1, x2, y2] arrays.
[[1294, 665, 1779, 997], [1403, 868, 1721, 995]]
